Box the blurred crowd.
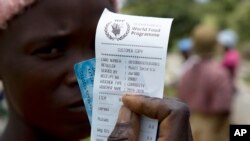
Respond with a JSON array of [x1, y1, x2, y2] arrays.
[[168, 24, 248, 141]]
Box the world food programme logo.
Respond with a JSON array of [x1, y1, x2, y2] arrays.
[[105, 20, 130, 41]]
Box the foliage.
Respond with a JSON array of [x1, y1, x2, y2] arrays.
[[123, 0, 199, 49], [228, 2, 250, 42], [122, 0, 248, 50]]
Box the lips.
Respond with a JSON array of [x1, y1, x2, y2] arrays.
[[64, 100, 88, 123], [66, 99, 86, 113], [68, 100, 84, 109]]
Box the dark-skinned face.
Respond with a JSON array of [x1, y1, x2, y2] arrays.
[[0, 0, 112, 140]]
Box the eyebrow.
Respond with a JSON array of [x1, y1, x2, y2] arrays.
[[23, 30, 71, 52], [31, 28, 71, 43]]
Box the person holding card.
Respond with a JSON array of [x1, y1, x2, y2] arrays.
[[0, 0, 192, 141]]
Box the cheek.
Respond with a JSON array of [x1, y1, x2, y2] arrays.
[[3, 60, 64, 118]]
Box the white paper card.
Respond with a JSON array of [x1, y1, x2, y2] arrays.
[[91, 9, 173, 141]]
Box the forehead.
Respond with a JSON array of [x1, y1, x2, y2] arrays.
[[14, 0, 109, 26], [3, 0, 111, 45]]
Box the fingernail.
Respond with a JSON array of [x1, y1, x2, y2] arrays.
[[117, 105, 132, 123], [122, 94, 131, 104]]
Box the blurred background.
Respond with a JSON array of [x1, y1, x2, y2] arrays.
[[1, 0, 250, 140], [122, 0, 250, 141], [122, 0, 250, 50], [120, 0, 250, 95]]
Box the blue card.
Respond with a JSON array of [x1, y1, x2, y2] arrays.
[[74, 58, 95, 125]]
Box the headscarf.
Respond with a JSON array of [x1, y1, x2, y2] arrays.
[[178, 38, 193, 52], [192, 24, 218, 57], [218, 29, 238, 48], [0, 0, 36, 29], [0, 0, 118, 29]]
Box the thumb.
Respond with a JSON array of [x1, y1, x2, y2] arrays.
[[108, 105, 141, 141]]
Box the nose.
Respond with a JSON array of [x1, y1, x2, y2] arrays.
[[64, 51, 85, 87], [64, 41, 95, 87], [65, 71, 78, 87]]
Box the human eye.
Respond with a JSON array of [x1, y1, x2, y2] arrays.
[[31, 39, 68, 60]]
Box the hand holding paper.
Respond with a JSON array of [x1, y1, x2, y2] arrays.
[[108, 95, 193, 141], [92, 9, 173, 141], [75, 9, 193, 141]]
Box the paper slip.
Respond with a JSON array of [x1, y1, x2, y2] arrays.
[[91, 9, 173, 141], [74, 58, 96, 125]]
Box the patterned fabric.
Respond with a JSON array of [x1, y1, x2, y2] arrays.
[[178, 59, 233, 114], [0, 0, 35, 29]]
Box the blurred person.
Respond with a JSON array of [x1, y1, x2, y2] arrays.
[[178, 38, 193, 61], [177, 38, 199, 78], [178, 25, 233, 141], [0, 0, 193, 141], [218, 29, 240, 83], [169, 38, 199, 88]]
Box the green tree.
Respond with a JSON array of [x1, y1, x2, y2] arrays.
[[229, 1, 250, 42], [123, 0, 244, 50], [123, 0, 199, 50]]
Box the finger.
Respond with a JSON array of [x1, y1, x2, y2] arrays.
[[123, 95, 193, 141], [108, 105, 140, 141], [157, 103, 192, 141], [117, 105, 133, 122], [122, 95, 171, 121]]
